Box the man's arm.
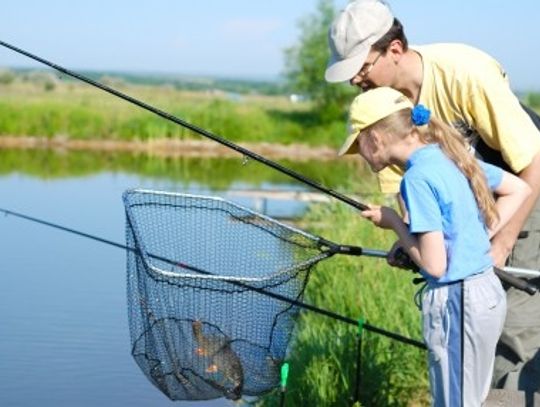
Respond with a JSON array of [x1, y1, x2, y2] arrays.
[[491, 150, 540, 266]]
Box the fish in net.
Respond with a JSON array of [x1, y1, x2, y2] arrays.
[[124, 189, 337, 401]]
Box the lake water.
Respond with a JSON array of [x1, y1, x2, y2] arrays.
[[0, 170, 314, 407]]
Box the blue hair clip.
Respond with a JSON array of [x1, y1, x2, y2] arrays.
[[411, 105, 431, 126]]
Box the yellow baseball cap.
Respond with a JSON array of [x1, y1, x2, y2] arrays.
[[338, 87, 412, 156]]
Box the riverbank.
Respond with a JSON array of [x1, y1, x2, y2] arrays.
[[0, 135, 341, 161]]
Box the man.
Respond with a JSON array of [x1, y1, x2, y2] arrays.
[[324, 0, 540, 404]]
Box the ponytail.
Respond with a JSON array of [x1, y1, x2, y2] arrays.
[[369, 109, 498, 227]]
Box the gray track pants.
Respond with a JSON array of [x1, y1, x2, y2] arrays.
[[422, 269, 506, 406]]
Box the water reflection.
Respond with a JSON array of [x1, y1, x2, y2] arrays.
[[0, 148, 376, 194]]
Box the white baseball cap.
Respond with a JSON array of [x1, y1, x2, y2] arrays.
[[325, 0, 394, 83]]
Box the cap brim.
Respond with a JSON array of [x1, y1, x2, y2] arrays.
[[337, 131, 359, 156], [325, 48, 369, 83]]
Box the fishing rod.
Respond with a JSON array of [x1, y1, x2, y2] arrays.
[[0, 206, 426, 349], [0, 40, 368, 211], [366, 248, 539, 295], [0, 40, 536, 295]]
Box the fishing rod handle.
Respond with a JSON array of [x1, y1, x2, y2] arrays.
[[392, 247, 419, 271], [494, 267, 537, 295], [503, 266, 540, 278], [392, 247, 538, 296]]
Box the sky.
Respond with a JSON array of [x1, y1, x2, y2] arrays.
[[0, 0, 539, 90]]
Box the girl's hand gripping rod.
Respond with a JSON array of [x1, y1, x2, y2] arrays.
[[370, 247, 538, 296]]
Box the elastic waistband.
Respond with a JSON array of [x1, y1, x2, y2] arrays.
[[427, 267, 494, 289], [465, 267, 494, 281]]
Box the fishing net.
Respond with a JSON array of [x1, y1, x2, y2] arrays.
[[124, 189, 331, 401]]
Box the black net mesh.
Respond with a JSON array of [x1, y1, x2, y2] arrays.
[[124, 189, 329, 401]]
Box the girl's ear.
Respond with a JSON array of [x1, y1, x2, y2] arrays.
[[369, 129, 385, 149]]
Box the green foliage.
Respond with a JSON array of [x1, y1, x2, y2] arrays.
[[44, 81, 56, 92], [0, 69, 16, 85], [524, 92, 540, 110], [283, 0, 356, 123]]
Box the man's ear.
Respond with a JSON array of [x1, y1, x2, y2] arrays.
[[387, 39, 405, 62]]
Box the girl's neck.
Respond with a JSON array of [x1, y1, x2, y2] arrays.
[[388, 132, 428, 168]]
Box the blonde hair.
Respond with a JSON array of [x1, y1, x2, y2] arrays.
[[363, 109, 498, 227]]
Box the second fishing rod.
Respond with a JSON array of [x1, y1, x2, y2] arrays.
[[0, 39, 535, 295]]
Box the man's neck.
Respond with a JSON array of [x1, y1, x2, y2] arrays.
[[395, 50, 423, 104]]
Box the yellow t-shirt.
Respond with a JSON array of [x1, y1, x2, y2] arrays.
[[378, 43, 540, 193]]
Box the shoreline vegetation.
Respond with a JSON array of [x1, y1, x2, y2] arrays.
[[0, 69, 346, 150], [1, 68, 539, 157], [0, 135, 340, 161]]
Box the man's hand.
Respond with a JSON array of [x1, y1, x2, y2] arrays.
[[490, 231, 516, 267], [490, 150, 540, 266]]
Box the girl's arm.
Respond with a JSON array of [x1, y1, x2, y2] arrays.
[[361, 205, 447, 278], [489, 171, 531, 238], [396, 193, 410, 224]]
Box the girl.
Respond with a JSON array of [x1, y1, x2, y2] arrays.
[[338, 87, 531, 406]]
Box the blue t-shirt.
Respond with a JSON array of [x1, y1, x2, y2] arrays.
[[399, 144, 502, 283]]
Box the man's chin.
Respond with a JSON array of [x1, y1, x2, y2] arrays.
[[360, 82, 376, 92], [371, 163, 388, 173]]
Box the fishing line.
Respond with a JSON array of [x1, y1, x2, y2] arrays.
[[0, 206, 426, 349]]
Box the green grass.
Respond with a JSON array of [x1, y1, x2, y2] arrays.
[[257, 202, 430, 406], [0, 80, 347, 147]]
